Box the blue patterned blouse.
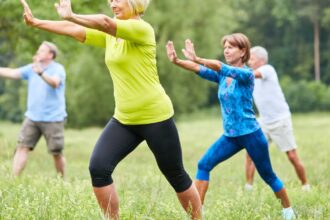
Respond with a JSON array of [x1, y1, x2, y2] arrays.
[[198, 63, 259, 137]]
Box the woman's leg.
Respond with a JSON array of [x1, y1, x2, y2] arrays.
[[243, 129, 291, 208], [196, 135, 243, 204], [89, 118, 143, 219], [245, 153, 256, 186], [140, 118, 202, 219], [93, 184, 119, 220], [194, 180, 209, 205], [176, 184, 202, 220]]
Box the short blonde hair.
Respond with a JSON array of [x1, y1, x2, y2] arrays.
[[42, 41, 59, 59], [127, 0, 150, 16], [221, 33, 251, 63]]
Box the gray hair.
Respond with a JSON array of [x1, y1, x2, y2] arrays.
[[42, 41, 59, 59], [127, 0, 150, 16], [250, 46, 268, 63]]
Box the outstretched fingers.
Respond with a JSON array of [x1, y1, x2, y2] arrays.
[[185, 39, 195, 51], [54, 0, 73, 19], [20, 0, 35, 25], [166, 41, 178, 63], [20, 0, 31, 13], [20, 0, 28, 8], [182, 39, 197, 61]]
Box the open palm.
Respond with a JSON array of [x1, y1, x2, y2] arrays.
[[182, 39, 197, 61], [20, 0, 35, 26], [55, 0, 73, 19], [166, 41, 178, 63]]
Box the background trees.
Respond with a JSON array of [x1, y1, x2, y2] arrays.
[[0, 0, 329, 127]]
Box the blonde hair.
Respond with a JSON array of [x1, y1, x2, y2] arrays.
[[42, 41, 59, 59], [127, 0, 150, 16], [221, 33, 251, 63]]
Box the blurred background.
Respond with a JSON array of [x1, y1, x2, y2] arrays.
[[1, 0, 330, 127]]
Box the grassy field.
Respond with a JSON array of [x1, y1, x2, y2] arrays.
[[0, 112, 329, 219]]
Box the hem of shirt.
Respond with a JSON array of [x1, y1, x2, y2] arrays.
[[224, 126, 260, 138], [114, 112, 174, 125], [25, 114, 67, 123], [259, 113, 291, 125]]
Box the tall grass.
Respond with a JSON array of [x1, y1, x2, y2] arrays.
[[0, 112, 329, 219]]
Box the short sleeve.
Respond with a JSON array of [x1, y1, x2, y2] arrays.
[[257, 65, 274, 80], [84, 28, 107, 48], [116, 19, 155, 45], [52, 64, 66, 83], [19, 64, 33, 80]]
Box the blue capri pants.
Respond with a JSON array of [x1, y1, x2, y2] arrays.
[[196, 128, 284, 192]]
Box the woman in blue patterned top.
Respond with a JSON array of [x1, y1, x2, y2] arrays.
[[166, 33, 295, 220]]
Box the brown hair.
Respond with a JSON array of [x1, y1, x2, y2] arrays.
[[42, 41, 59, 59], [221, 33, 251, 63]]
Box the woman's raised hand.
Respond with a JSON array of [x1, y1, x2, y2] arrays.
[[166, 41, 178, 63], [182, 39, 197, 62], [20, 0, 37, 26], [54, 0, 74, 20]]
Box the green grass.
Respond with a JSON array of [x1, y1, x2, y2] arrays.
[[0, 112, 329, 219]]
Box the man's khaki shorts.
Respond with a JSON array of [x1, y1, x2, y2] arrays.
[[259, 117, 297, 152], [17, 118, 65, 155]]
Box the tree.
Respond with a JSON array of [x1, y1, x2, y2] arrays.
[[147, 0, 245, 111], [278, 0, 330, 82], [1, 0, 329, 126]]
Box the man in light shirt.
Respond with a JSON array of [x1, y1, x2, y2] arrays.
[[0, 41, 67, 177], [245, 46, 310, 191]]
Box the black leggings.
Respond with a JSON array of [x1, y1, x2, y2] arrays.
[[89, 117, 192, 193]]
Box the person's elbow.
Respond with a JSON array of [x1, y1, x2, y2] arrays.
[[72, 26, 87, 42], [50, 83, 60, 89], [51, 79, 62, 88], [103, 16, 116, 36], [207, 61, 221, 72], [254, 70, 262, 78], [193, 63, 201, 73]]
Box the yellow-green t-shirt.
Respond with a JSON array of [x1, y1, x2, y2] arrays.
[[84, 19, 174, 124]]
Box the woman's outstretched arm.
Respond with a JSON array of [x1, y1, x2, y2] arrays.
[[166, 41, 200, 73], [54, 0, 117, 36], [21, 0, 86, 42], [167, 41, 220, 83], [182, 39, 222, 72]]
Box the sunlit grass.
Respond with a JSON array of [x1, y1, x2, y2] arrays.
[[0, 112, 329, 219]]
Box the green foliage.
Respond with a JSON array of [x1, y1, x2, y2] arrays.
[[0, 80, 23, 122], [65, 47, 115, 127], [280, 77, 330, 112], [146, 0, 242, 114], [0, 0, 330, 126], [322, 8, 330, 28], [0, 0, 115, 127], [235, 0, 330, 83]]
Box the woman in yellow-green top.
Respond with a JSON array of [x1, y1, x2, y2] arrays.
[[21, 0, 202, 219]]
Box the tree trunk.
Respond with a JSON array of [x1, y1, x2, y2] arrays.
[[313, 18, 320, 81]]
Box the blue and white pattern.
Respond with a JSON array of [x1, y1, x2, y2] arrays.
[[198, 63, 259, 137]]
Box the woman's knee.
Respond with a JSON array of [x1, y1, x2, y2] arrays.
[[268, 177, 284, 192], [162, 168, 192, 192], [257, 166, 284, 191], [89, 158, 114, 187], [197, 157, 213, 172]]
